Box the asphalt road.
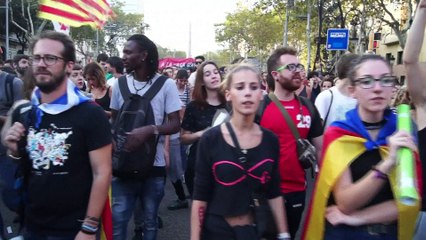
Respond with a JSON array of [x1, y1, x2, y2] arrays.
[[155, 180, 191, 240]]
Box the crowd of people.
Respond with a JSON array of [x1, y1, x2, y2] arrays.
[[0, 2, 426, 240]]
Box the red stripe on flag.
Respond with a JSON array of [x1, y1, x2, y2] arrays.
[[81, 0, 107, 14], [39, 5, 91, 22], [101, 195, 113, 240], [53, 0, 91, 15]]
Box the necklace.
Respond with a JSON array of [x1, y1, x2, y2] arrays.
[[362, 119, 386, 130], [132, 78, 151, 93]]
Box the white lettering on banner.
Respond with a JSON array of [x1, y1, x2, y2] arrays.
[[330, 32, 346, 38], [296, 114, 311, 128]]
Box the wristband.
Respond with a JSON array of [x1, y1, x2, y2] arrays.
[[277, 232, 291, 239], [371, 167, 388, 180], [81, 223, 98, 235], [151, 125, 159, 135], [85, 216, 100, 222], [8, 154, 21, 160]]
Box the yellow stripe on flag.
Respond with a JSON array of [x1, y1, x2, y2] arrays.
[[303, 135, 419, 240]]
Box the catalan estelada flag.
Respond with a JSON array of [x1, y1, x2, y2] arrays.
[[38, 0, 114, 28], [302, 108, 422, 240]]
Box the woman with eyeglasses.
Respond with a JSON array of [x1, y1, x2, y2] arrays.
[[303, 54, 421, 240], [181, 61, 228, 197]]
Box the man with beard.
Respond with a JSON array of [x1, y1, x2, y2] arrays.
[[2, 31, 112, 240], [258, 47, 323, 239], [12, 54, 30, 78]]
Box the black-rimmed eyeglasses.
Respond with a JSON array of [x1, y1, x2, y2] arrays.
[[353, 76, 397, 89], [31, 54, 65, 66]]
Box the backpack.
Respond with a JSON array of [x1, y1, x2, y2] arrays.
[[1, 101, 33, 232], [256, 94, 316, 125], [112, 75, 167, 180], [4, 73, 16, 108]]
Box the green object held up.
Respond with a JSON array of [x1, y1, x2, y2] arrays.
[[396, 104, 419, 206]]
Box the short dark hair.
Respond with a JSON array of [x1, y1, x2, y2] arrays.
[[195, 55, 205, 62], [175, 69, 189, 79], [127, 34, 159, 80], [336, 53, 359, 80], [307, 71, 320, 79], [97, 53, 109, 63], [266, 47, 298, 91], [72, 64, 83, 71], [30, 31, 76, 63], [1, 66, 16, 74], [106, 56, 124, 74], [12, 54, 29, 65], [348, 54, 391, 85]]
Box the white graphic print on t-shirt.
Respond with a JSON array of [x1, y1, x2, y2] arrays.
[[26, 124, 72, 170]]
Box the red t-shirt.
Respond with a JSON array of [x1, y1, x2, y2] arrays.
[[260, 97, 322, 193]]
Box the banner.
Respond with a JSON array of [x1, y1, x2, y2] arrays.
[[159, 58, 195, 70]]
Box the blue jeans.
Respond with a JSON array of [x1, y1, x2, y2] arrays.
[[112, 176, 165, 240], [325, 222, 397, 240]]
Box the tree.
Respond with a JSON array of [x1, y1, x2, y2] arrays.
[[157, 46, 186, 58], [215, 4, 282, 68], [70, 0, 145, 59], [0, 0, 51, 52], [363, 0, 417, 49], [102, 0, 144, 55]]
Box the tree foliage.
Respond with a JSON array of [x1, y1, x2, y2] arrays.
[[215, 4, 282, 67], [157, 46, 186, 59], [70, 0, 144, 60], [0, 0, 52, 52]]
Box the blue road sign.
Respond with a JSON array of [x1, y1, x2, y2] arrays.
[[326, 28, 349, 51]]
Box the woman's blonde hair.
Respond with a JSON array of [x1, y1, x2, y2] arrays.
[[221, 63, 261, 94]]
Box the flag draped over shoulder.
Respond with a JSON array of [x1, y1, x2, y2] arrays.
[[38, 0, 114, 28], [302, 108, 422, 240]]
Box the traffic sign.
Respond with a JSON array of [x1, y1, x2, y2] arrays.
[[326, 28, 350, 51]]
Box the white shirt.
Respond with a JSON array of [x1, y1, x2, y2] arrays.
[[314, 86, 358, 129], [107, 76, 118, 87]]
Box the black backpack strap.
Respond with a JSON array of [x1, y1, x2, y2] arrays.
[[143, 75, 168, 100], [297, 95, 315, 121], [118, 75, 131, 100], [5, 73, 15, 107], [323, 89, 334, 126], [255, 94, 272, 124]]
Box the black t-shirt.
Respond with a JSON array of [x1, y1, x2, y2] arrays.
[[193, 125, 281, 217], [23, 102, 111, 236], [419, 127, 426, 211], [181, 101, 227, 168], [328, 149, 394, 208], [94, 86, 111, 111]]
